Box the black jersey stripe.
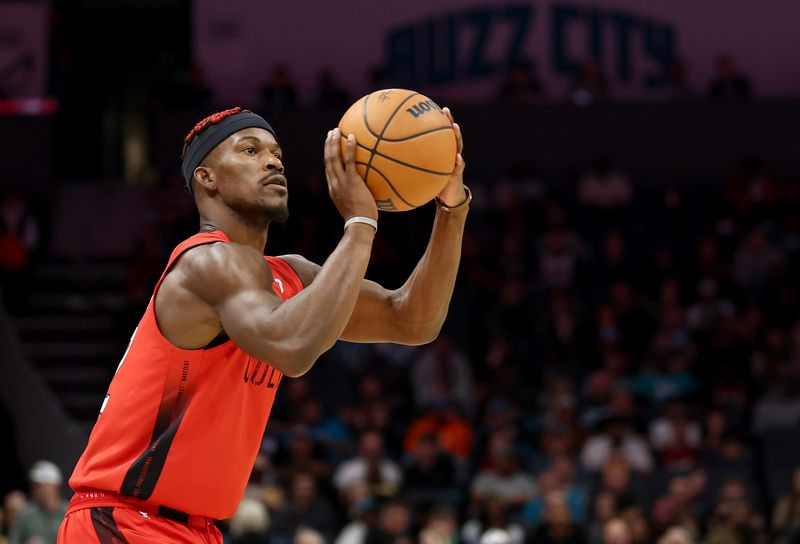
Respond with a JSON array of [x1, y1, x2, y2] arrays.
[[120, 359, 196, 499], [90, 507, 129, 544]]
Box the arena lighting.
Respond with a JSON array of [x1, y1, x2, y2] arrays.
[[0, 97, 58, 116]]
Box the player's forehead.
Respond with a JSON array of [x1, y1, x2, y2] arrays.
[[227, 127, 279, 148]]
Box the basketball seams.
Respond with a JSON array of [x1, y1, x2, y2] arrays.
[[379, 124, 453, 142], [364, 91, 420, 184], [371, 149, 454, 176], [360, 95, 381, 140], [367, 163, 419, 209], [343, 90, 452, 210]]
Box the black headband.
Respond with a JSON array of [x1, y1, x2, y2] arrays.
[[181, 111, 277, 191]]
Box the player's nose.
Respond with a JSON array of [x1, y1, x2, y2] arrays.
[[265, 155, 284, 173]]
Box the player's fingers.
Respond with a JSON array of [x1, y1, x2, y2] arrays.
[[442, 106, 454, 125], [344, 134, 358, 174], [454, 153, 466, 175], [453, 123, 464, 154], [323, 130, 337, 190], [329, 128, 346, 179]]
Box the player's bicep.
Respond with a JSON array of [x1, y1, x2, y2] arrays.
[[214, 287, 284, 356]]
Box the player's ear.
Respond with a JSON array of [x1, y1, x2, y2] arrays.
[[194, 166, 216, 191]]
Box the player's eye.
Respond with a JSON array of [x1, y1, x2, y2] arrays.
[[244, 147, 256, 155], [274, 153, 282, 160]]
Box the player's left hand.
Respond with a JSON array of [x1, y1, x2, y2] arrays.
[[436, 107, 467, 207]]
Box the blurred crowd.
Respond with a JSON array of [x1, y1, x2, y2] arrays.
[[206, 154, 797, 544], [0, 52, 788, 544], [7, 153, 796, 544]]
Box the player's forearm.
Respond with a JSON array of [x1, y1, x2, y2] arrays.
[[392, 206, 468, 342], [266, 225, 375, 374]]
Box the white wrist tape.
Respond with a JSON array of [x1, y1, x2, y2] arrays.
[[344, 216, 378, 232]]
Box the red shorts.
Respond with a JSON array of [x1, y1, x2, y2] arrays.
[[57, 490, 223, 544]]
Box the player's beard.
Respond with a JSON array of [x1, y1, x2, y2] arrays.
[[226, 193, 289, 228], [260, 197, 289, 224]]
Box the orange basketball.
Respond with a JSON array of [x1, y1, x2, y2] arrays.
[[338, 89, 457, 212]]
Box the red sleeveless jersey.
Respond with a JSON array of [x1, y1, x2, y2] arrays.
[[69, 231, 303, 519]]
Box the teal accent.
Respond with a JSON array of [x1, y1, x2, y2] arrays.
[[644, 22, 676, 88], [610, 12, 636, 83], [464, 8, 494, 77], [551, 5, 582, 77], [502, 5, 534, 70], [386, 26, 417, 87], [425, 15, 457, 84]]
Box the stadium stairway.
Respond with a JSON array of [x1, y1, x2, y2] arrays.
[[11, 256, 130, 432]]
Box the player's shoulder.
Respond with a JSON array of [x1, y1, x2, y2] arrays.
[[176, 241, 272, 289], [275, 254, 320, 288]]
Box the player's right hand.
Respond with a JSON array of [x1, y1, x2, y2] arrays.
[[324, 128, 378, 222]]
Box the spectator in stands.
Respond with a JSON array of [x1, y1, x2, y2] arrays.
[[751, 387, 800, 435], [650, 475, 695, 534], [411, 336, 475, 414], [470, 446, 537, 514], [335, 490, 377, 544], [592, 459, 647, 513], [632, 351, 698, 407], [594, 229, 632, 290], [687, 278, 736, 335], [1, 492, 26, 539], [261, 65, 297, 110], [648, 400, 702, 471], [619, 507, 649, 544], [581, 417, 653, 473], [709, 54, 751, 101], [607, 281, 655, 360], [577, 159, 632, 210], [0, 190, 39, 257], [0, 190, 39, 314], [462, 500, 525, 544], [588, 492, 617, 544], [499, 60, 544, 105], [732, 227, 785, 302], [657, 527, 693, 544], [772, 467, 800, 543], [270, 472, 337, 544], [536, 226, 587, 291], [297, 399, 353, 466], [274, 425, 331, 488], [601, 518, 632, 544], [8, 461, 66, 544], [521, 468, 586, 528], [650, 304, 695, 363], [334, 431, 402, 500], [403, 432, 459, 495], [750, 326, 793, 394], [417, 508, 459, 544], [365, 500, 413, 544], [523, 491, 587, 544], [229, 497, 271, 544], [705, 490, 765, 544], [295, 527, 325, 544]]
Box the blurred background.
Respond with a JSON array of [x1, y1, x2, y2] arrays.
[[2, 0, 800, 543]]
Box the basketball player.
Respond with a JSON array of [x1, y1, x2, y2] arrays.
[[57, 106, 470, 543]]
